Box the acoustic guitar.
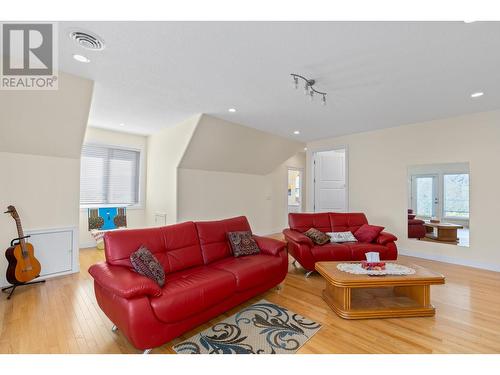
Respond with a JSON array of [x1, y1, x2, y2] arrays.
[[4, 205, 42, 284]]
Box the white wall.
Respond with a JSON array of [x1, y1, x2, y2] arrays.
[[177, 168, 273, 234], [146, 115, 200, 226], [306, 110, 500, 271], [0, 153, 81, 286], [0, 72, 93, 286], [178, 152, 306, 235], [180, 114, 304, 174], [79, 127, 148, 247]]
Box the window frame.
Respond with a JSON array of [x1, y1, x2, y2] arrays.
[[79, 142, 144, 210]]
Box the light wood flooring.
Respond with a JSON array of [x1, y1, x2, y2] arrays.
[[1, 242, 500, 354]]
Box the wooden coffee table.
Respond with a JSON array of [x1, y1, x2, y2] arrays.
[[315, 261, 445, 319], [423, 221, 463, 243]]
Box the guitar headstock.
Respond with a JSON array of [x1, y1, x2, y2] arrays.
[[4, 205, 19, 220]]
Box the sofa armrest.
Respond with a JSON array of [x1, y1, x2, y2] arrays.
[[376, 231, 398, 245], [253, 235, 286, 256], [88, 262, 162, 299], [282, 229, 314, 247]]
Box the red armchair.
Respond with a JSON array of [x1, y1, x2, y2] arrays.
[[408, 209, 426, 239], [283, 212, 398, 275], [88, 216, 288, 353]]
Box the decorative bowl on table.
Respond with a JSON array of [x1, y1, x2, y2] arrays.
[[361, 261, 386, 271]]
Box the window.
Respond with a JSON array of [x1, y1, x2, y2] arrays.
[[443, 173, 469, 218], [80, 144, 140, 206]]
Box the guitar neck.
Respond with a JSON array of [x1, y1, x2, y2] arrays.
[[15, 217, 26, 245]]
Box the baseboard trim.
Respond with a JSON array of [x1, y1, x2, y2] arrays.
[[79, 241, 96, 249], [399, 248, 500, 272]]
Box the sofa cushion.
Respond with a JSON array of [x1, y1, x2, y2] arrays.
[[150, 266, 236, 323], [354, 224, 385, 243], [196, 216, 252, 264], [209, 254, 283, 291], [329, 212, 368, 233], [304, 228, 330, 245], [310, 243, 352, 262], [130, 245, 165, 287], [344, 243, 388, 261], [288, 212, 331, 233], [104, 221, 204, 274], [227, 231, 260, 257]]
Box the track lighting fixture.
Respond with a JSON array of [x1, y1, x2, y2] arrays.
[[291, 73, 327, 106]]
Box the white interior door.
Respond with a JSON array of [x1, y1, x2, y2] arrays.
[[287, 168, 303, 214], [314, 149, 347, 212]]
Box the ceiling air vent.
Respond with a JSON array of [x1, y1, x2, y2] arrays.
[[69, 30, 105, 51]]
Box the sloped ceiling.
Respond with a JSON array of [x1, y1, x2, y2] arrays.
[[0, 72, 94, 158], [179, 114, 304, 175]]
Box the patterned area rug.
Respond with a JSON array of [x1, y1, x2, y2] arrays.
[[173, 300, 321, 354]]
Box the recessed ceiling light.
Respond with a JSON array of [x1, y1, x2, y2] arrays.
[[228, 108, 236, 113], [304, 147, 308, 151], [73, 54, 90, 63], [119, 123, 125, 127], [471, 92, 484, 98], [293, 130, 300, 135]]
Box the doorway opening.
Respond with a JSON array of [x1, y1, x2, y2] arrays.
[[287, 167, 303, 215], [312, 148, 347, 212]]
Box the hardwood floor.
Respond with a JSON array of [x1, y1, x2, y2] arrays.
[[1, 244, 500, 354]]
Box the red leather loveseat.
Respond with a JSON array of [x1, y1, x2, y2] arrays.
[[88, 216, 288, 352], [283, 212, 397, 273]]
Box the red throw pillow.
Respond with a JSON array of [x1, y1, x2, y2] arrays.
[[354, 224, 384, 243]]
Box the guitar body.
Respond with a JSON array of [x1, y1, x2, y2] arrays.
[[5, 242, 41, 284]]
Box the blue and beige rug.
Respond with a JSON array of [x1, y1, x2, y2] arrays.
[[173, 300, 321, 354]]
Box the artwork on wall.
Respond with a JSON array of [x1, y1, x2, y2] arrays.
[[88, 207, 127, 231], [407, 162, 470, 247]]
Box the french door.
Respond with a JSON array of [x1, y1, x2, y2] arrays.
[[411, 175, 438, 218]]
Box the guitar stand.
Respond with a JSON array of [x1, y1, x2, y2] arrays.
[[2, 279, 46, 300], [2, 234, 45, 300]]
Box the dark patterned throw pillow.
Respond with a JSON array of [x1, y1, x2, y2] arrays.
[[304, 228, 330, 245], [130, 245, 165, 287], [227, 231, 261, 257]]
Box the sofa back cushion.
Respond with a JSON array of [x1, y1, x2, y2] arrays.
[[329, 212, 368, 233], [104, 221, 204, 273], [195, 216, 252, 264], [288, 212, 331, 233], [288, 212, 369, 234]]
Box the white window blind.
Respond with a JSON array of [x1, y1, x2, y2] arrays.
[[80, 144, 140, 206]]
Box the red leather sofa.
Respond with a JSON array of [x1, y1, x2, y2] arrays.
[[88, 216, 288, 352], [408, 209, 426, 239], [283, 212, 398, 272]]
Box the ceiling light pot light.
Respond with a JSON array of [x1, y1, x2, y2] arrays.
[[470, 92, 484, 98], [228, 108, 237, 113], [73, 54, 90, 63], [293, 130, 300, 135]]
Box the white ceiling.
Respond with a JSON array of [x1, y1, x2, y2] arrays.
[[58, 21, 500, 142]]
